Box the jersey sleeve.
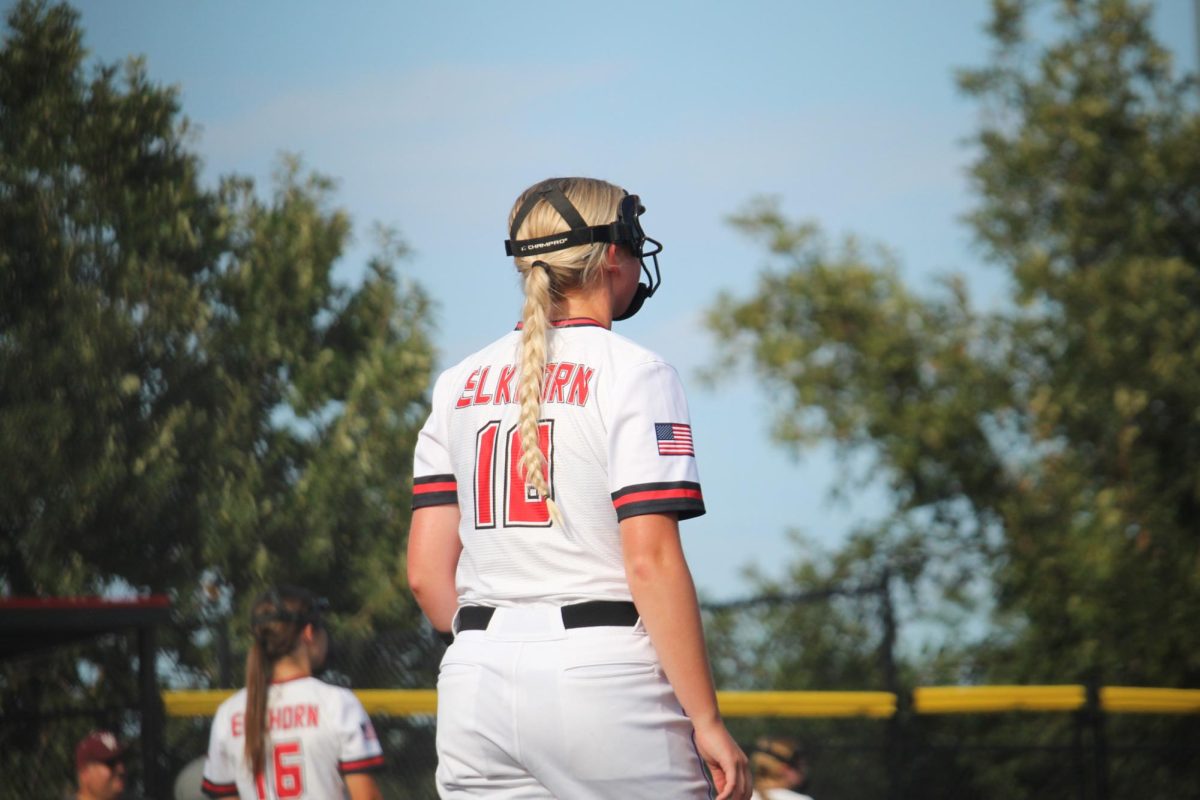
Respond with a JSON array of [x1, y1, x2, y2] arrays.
[[200, 705, 240, 798], [607, 359, 706, 521], [335, 689, 385, 776], [412, 369, 459, 510]]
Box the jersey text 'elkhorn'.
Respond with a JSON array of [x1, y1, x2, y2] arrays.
[[455, 362, 595, 409]]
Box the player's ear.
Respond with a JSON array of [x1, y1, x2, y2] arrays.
[[603, 243, 622, 273]]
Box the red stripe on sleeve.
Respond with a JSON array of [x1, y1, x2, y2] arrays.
[[339, 754, 386, 773], [413, 481, 456, 495], [612, 487, 703, 509], [201, 778, 239, 798]]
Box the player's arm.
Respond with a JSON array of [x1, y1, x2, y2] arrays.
[[199, 704, 242, 799], [621, 512, 750, 800], [407, 504, 462, 632], [344, 773, 384, 800]]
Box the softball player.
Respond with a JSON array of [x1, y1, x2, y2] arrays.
[[750, 737, 814, 800], [200, 586, 384, 800], [407, 177, 750, 799]]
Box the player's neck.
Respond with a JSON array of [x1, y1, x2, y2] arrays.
[[271, 654, 312, 683], [552, 289, 613, 329]]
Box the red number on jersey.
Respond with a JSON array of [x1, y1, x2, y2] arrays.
[[474, 421, 500, 528], [473, 420, 555, 528], [504, 421, 554, 526], [254, 740, 304, 799]]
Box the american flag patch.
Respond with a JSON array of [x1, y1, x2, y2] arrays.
[[655, 423, 695, 456]]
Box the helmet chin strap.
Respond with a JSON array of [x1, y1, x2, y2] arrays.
[[614, 283, 651, 321]]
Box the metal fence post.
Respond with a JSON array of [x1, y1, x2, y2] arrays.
[[1086, 678, 1108, 800], [879, 569, 904, 800], [1071, 704, 1088, 800], [138, 626, 164, 799]]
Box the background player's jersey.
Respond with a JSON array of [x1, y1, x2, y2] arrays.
[[201, 676, 384, 799], [412, 318, 705, 607]]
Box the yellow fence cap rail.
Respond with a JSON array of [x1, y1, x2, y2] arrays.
[[1101, 686, 1200, 714], [354, 690, 438, 716], [163, 690, 237, 717], [165, 685, 1200, 720], [162, 689, 439, 718], [717, 691, 897, 719], [164, 689, 897, 720], [913, 685, 1086, 714]]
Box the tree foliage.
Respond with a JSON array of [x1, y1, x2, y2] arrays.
[[707, 0, 1200, 692], [0, 0, 434, 648], [705, 3, 1200, 793]]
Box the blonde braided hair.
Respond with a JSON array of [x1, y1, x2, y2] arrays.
[[508, 177, 625, 528]]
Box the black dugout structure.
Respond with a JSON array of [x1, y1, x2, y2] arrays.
[[0, 595, 172, 797]]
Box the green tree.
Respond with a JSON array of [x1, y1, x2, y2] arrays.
[[0, 0, 432, 625], [954, 0, 1200, 686], [0, 2, 436, 792], [706, 1, 1200, 795]]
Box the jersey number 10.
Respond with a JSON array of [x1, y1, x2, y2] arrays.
[[474, 420, 555, 528]]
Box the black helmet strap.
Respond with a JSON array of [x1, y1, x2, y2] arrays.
[[509, 182, 589, 244], [250, 586, 328, 630]]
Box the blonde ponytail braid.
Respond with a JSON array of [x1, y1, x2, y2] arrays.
[[516, 261, 564, 527], [506, 177, 627, 529]]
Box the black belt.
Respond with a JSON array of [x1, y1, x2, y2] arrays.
[[456, 601, 639, 632]]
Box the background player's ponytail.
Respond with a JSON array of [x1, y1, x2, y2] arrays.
[[508, 177, 625, 529], [243, 586, 317, 779]]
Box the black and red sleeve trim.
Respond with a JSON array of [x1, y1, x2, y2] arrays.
[[412, 474, 458, 510], [611, 481, 705, 521], [339, 754, 386, 774], [201, 778, 239, 798]]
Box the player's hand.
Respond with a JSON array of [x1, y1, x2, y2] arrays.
[[693, 718, 751, 800]]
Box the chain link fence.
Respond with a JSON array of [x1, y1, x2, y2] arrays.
[[0, 623, 448, 799], [1, 634, 150, 799], [4, 611, 1200, 799]]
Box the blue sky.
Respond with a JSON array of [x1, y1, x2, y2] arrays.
[[59, 1, 1196, 601]]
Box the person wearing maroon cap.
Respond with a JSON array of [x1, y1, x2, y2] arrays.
[[74, 730, 127, 800]]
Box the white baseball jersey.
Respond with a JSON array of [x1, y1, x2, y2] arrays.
[[412, 318, 705, 607], [201, 676, 383, 799]]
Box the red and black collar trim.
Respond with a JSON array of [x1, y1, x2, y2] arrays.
[[514, 317, 604, 330]]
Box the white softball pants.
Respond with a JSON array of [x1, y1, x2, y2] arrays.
[[435, 604, 715, 799]]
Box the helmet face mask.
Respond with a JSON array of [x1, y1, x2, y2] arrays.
[[504, 181, 662, 320], [612, 193, 662, 321]]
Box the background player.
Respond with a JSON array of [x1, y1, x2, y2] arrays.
[[200, 586, 384, 800], [750, 736, 814, 800], [407, 176, 750, 799]]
